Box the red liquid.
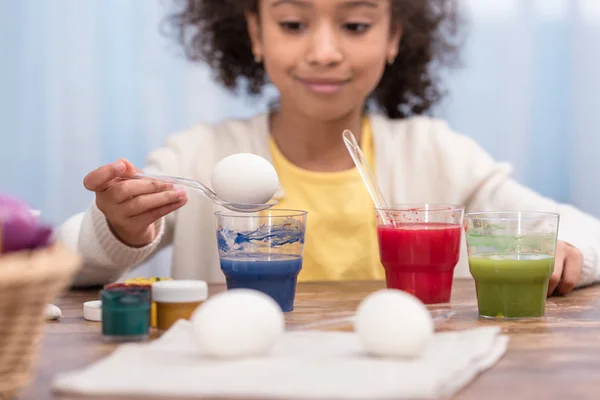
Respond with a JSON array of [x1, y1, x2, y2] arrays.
[[377, 223, 462, 304]]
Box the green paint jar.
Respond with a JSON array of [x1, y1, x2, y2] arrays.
[[101, 286, 151, 342]]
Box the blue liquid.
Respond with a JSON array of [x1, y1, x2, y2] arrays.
[[219, 254, 303, 312]]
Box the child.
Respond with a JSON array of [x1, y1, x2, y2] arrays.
[[57, 0, 600, 296]]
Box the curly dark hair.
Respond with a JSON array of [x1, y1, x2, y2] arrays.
[[166, 0, 462, 119]]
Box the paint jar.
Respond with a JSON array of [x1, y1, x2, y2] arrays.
[[101, 286, 151, 342], [152, 280, 208, 331], [124, 277, 172, 328]]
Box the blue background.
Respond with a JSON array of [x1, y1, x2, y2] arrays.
[[1, 0, 599, 226]]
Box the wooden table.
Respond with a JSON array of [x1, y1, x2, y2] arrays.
[[15, 280, 600, 400]]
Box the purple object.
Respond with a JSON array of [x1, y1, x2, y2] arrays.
[[30, 226, 53, 249], [0, 194, 52, 253]]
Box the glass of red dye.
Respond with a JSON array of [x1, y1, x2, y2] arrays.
[[375, 204, 464, 304]]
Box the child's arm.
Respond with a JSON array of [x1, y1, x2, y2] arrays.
[[438, 126, 600, 291], [54, 142, 186, 288]]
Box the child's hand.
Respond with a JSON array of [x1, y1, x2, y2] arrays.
[[548, 240, 583, 296], [83, 159, 188, 247]]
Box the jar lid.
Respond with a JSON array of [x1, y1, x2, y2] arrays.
[[151, 280, 208, 303], [101, 287, 151, 309], [125, 277, 172, 286], [83, 300, 102, 321]]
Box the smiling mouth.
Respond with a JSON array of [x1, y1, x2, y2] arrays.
[[296, 77, 351, 94]]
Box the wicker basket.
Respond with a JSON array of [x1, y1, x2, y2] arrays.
[[0, 243, 81, 399]]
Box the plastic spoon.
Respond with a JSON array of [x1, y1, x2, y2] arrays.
[[130, 172, 278, 213], [342, 129, 393, 225]]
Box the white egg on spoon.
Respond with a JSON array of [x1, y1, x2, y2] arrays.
[[210, 153, 279, 206], [129, 153, 279, 213]]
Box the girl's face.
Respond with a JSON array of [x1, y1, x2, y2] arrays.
[[247, 0, 401, 122]]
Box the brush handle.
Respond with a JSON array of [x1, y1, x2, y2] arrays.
[[342, 129, 393, 225]]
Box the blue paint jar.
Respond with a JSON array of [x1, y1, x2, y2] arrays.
[[101, 286, 151, 342]]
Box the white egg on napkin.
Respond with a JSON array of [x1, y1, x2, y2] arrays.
[[355, 289, 433, 358], [191, 289, 284, 358]]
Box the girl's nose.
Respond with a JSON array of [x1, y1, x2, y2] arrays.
[[306, 23, 344, 66]]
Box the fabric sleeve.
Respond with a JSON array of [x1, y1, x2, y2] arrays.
[[54, 138, 185, 287]]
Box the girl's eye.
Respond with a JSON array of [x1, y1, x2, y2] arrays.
[[343, 23, 371, 33], [279, 21, 306, 32]]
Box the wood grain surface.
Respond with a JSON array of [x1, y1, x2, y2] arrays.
[[14, 280, 600, 400]]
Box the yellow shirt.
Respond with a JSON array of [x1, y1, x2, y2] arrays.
[[269, 117, 384, 282]]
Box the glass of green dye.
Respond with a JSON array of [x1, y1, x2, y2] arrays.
[[101, 286, 151, 342], [465, 211, 559, 319]]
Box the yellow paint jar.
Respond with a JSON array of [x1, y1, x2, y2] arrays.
[[151, 280, 208, 331], [124, 277, 172, 328]]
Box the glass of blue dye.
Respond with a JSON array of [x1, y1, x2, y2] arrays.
[[215, 209, 307, 312]]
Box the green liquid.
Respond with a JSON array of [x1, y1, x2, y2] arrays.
[[469, 254, 554, 319]]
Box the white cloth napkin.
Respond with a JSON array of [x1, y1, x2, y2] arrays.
[[53, 320, 508, 399]]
